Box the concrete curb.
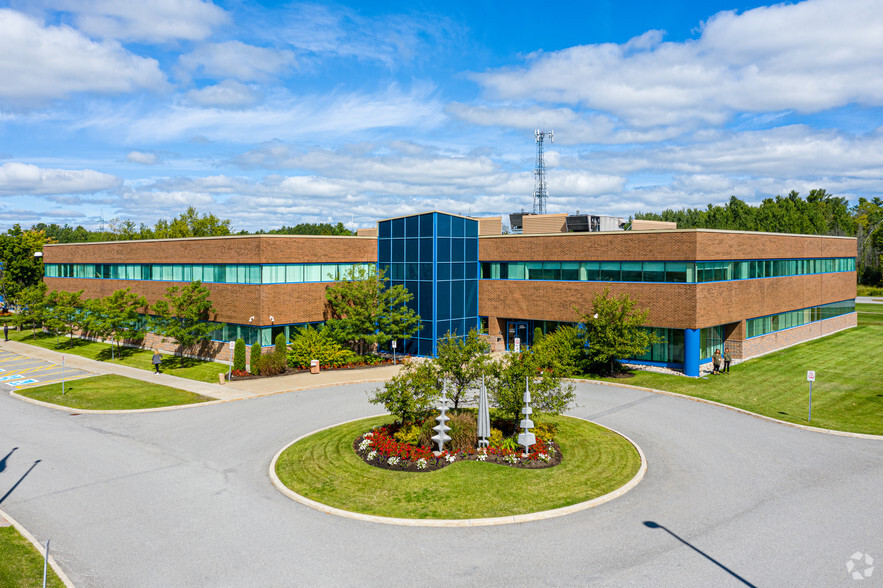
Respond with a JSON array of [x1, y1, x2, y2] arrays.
[[8, 390, 228, 414], [572, 378, 883, 441], [268, 415, 647, 527], [0, 507, 76, 587], [7, 374, 395, 414]]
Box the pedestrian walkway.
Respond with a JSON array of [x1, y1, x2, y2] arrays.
[[0, 339, 403, 403]]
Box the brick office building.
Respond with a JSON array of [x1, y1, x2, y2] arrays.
[[43, 211, 857, 377]]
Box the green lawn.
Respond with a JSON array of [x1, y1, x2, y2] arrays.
[[585, 307, 883, 435], [8, 328, 228, 383], [276, 414, 641, 519], [17, 374, 211, 410], [0, 526, 65, 588]]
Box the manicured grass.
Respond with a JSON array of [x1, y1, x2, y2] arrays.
[[275, 415, 641, 519], [17, 374, 211, 410], [0, 526, 65, 588], [8, 329, 227, 383], [585, 309, 883, 435]]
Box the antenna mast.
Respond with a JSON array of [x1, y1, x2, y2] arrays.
[[532, 129, 553, 214]]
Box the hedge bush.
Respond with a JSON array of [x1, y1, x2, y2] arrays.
[[233, 338, 246, 372], [250, 341, 262, 376]]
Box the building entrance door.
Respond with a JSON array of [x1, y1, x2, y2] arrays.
[[507, 321, 529, 351]]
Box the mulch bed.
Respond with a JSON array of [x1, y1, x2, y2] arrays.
[[352, 433, 562, 473]]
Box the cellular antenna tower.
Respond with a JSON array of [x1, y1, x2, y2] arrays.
[[532, 129, 553, 214]]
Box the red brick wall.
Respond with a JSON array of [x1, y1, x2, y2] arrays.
[[479, 280, 696, 328], [479, 229, 856, 262], [43, 234, 376, 265], [741, 313, 857, 359], [41, 235, 375, 326]]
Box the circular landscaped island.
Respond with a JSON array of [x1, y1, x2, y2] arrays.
[[271, 414, 644, 524]]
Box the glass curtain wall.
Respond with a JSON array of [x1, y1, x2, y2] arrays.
[[379, 212, 479, 356]]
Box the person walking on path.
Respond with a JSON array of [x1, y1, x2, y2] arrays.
[[712, 349, 722, 375], [723, 347, 732, 373], [152, 349, 162, 374], [3, 324, 7, 341]]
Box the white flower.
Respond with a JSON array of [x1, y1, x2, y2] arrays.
[[538, 453, 550, 462], [387, 456, 400, 466], [358, 439, 371, 451], [366, 451, 376, 461], [416, 458, 428, 470], [445, 454, 456, 463]]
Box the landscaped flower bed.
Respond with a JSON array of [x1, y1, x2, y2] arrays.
[[353, 423, 561, 472]]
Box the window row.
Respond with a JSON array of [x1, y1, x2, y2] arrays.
[[746, 300, 855, 338], [481, 257, 854, 284], [45, 263, 373, 284]]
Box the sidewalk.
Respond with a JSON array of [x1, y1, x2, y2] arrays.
[[0, 339, 403, 402], [225, 363, 403, 395]]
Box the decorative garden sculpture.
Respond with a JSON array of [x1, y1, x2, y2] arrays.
[[517, 377, 536, 456], [477, 376, 491, 448], [431, 395, 452, 453]]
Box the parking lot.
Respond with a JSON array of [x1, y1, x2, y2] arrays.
[[0, 349, 93, 389]]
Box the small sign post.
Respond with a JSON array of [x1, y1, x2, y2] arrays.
[[806, 370, 815, 421], [391, 340, 397, 365], [513, 337, 521, 353], [61, 356, 65, 396]]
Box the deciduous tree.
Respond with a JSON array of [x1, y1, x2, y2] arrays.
[[434, 329, 490, 409], [324, 265, 420, 355], [149, 281, 216, 351], [578, 287, 659, 375]]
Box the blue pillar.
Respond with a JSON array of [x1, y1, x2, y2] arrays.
[[684, 328, 700, 377]]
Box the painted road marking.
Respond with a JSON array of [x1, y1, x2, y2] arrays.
[[10, 379, 39, 386], [0, 375, 24, 382], [15, 374, 94, 389]]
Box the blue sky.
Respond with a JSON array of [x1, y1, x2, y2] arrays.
[[1, 0, 881, 232]]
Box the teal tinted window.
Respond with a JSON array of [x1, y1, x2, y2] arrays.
[[600, 262, 620, 281], [643, 262, 664, 282]]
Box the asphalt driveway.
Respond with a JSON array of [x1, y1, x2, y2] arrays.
[[1, 381, 880, 587]]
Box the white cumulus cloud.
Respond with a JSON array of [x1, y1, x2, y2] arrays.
[[472, 0, 883, 129], [186, 81, 262, 109], [179, 41, 296, 81], [48, 0, 228, 42], [0, 9, 166, 102], [0, 162, 121, 195]]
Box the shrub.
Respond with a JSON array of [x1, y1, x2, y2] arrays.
[[393, 423, 422, 445], [287, 325, 356, 369], [533, 326, 543, 345], [488, 427, 504, 448], [369, 360, 440, 423], [447, 411, 477, 451], [250, 341, 261, 376], [259, 352, 287, 376], [233, 338, 246, 372], [274, 332, 287, 357], [534, 421, 558, 440]]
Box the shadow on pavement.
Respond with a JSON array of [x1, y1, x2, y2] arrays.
[[0, 447, 17, 474], [643, 520, 757, 587], [0, 459, 41, 505]]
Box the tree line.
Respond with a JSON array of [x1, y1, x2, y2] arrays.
[[635, 190, 883, 286]]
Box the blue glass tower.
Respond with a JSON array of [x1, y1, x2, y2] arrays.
[[378, 212, 479, 356]]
